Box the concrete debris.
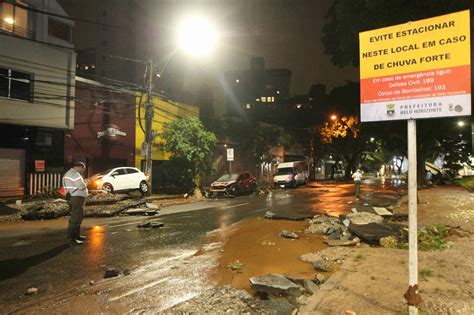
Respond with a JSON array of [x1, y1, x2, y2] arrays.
[[26, 287, 38, 295], [347, 212, 384, 225], [315, 273, 326, 285], [122, 208, 158, 216], [104, 268, 120, 279], [303, 279, 319, 295], [373, 207, 393, 217], [379, 236, 399, 248], [164, 286, 265, 314], [306, 215, 344, 234], [324, 239, 359, 247], [145, 203, 159, 210], [280, 230, 299, 239], [265, 210, 313, 221], [349, 223, 401, 244], [137, 219, 164, 229], [249, 274, 301, 297], [313, 259, 333, 272]]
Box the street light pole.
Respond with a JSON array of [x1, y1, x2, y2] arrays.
[[144, 59, 154, 194]]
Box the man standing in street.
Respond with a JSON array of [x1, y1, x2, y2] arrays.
[[352, 169, 363, 199], [63, 162, 88, 245]]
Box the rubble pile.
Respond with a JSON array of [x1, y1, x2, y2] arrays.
[[305, 209, 405, 245], [86, 191, 131, 205], [18, 196, 149, 220], [84, 199, 147, 217], [20, 199, 69, 220], [163, 286, 262, 314]]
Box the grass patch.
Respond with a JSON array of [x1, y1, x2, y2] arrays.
[[419, 268, 433, 280], [455, 176, 474, 191], [227, 260, 245, 273], [354, 252, 365, 261], [391, 224, 449, 251], [418, 224, 448, 251]]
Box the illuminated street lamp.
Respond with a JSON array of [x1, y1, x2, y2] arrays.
[[330, 114, 337, 121], [178, 16, 218, 57], [457, 120, 465, 127]]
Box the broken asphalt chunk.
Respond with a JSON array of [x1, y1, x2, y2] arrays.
[[279, 230, 299, 239], [249, 274, 301, 297]]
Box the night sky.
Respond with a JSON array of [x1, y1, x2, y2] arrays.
[[62, 0, 358, 97]]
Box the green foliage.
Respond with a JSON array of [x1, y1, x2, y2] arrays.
[[419, 268, 433, 280], [418, 224, 449, 251], [438, 137, 472, 176], [161, 117, 217, 186], [323, 0, 473, 67], [228, 260, 245, 273], [455, 176, 474, 191], [249, 124, 292, 164], [354, 252, 365, 261]]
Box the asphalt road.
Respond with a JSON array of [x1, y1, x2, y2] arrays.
[[0, 183, 360, 313]]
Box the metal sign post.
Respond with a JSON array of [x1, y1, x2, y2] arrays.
[[359, 11, 471, 314], [407, 119, 419, 315]]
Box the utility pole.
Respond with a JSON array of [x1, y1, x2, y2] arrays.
[[144, 59, 154, 194]]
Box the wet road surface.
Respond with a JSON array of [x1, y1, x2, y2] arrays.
[[0, 183, 382, 313]]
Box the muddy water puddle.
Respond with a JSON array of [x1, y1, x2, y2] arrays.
[[210, 218, 329, 292]]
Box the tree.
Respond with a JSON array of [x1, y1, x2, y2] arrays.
[[161, 117, 217, 189], [244, 124, 292, 179], [323, 0, 473, 67], [323, 1, 474, 184], [437, 135, 472, 177], [320, 115, 363, 178]]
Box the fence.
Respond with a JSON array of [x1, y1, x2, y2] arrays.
[[28, 173, 62, 196]]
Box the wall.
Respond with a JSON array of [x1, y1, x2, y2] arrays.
[[0, 31, 75, 129], [64, 78, 136, 177]]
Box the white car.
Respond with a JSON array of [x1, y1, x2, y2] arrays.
[[88, 167, 149, 194]]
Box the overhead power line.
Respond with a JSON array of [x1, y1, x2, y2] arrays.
[[13, 2, 122, 30]]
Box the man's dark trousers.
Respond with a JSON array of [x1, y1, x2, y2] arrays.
[[68, 196, 85, 241]]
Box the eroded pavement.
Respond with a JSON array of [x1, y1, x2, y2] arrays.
[[0, 180, 401, 313]]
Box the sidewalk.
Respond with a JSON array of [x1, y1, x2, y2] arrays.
[[301, 186, 474, 314]]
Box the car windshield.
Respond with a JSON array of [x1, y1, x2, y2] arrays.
[[97, 169, 114, 176], [277, 167, 294, 175], [217, 174, 239, 181]]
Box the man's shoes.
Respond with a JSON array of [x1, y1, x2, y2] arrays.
[[77, 235, 87, 241], [68, 239, 84, 246]]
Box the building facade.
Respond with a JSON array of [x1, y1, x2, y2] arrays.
[[224, 57, 291, 120], [0, 0, 75, 197], [135, 96, 199, 193], [64, 77, 136, 178]]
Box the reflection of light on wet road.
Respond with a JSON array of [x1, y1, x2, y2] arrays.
[[86, 226, 105, 267]]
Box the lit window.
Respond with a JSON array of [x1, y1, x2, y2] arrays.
[[261, 97, 267, 102], [245, 103, 251, 109], [256, 98, 260, 102], [296, 104, 302, 109], [1, 2, 29, 38], [235, 79, 240, 83], [0, 66, 34, 102], [270, 97, 275, 102]]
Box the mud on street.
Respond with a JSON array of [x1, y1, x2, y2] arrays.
[[5, 180, 464, 314], [0, 183, 363, 313]]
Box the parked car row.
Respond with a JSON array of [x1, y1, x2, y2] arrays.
[[87, 161, 308, 197]]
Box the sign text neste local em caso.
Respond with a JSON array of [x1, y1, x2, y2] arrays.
[[359, 10, 471, 122]]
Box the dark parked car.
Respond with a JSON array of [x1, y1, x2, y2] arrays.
[[210, 172, 257, 197]]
